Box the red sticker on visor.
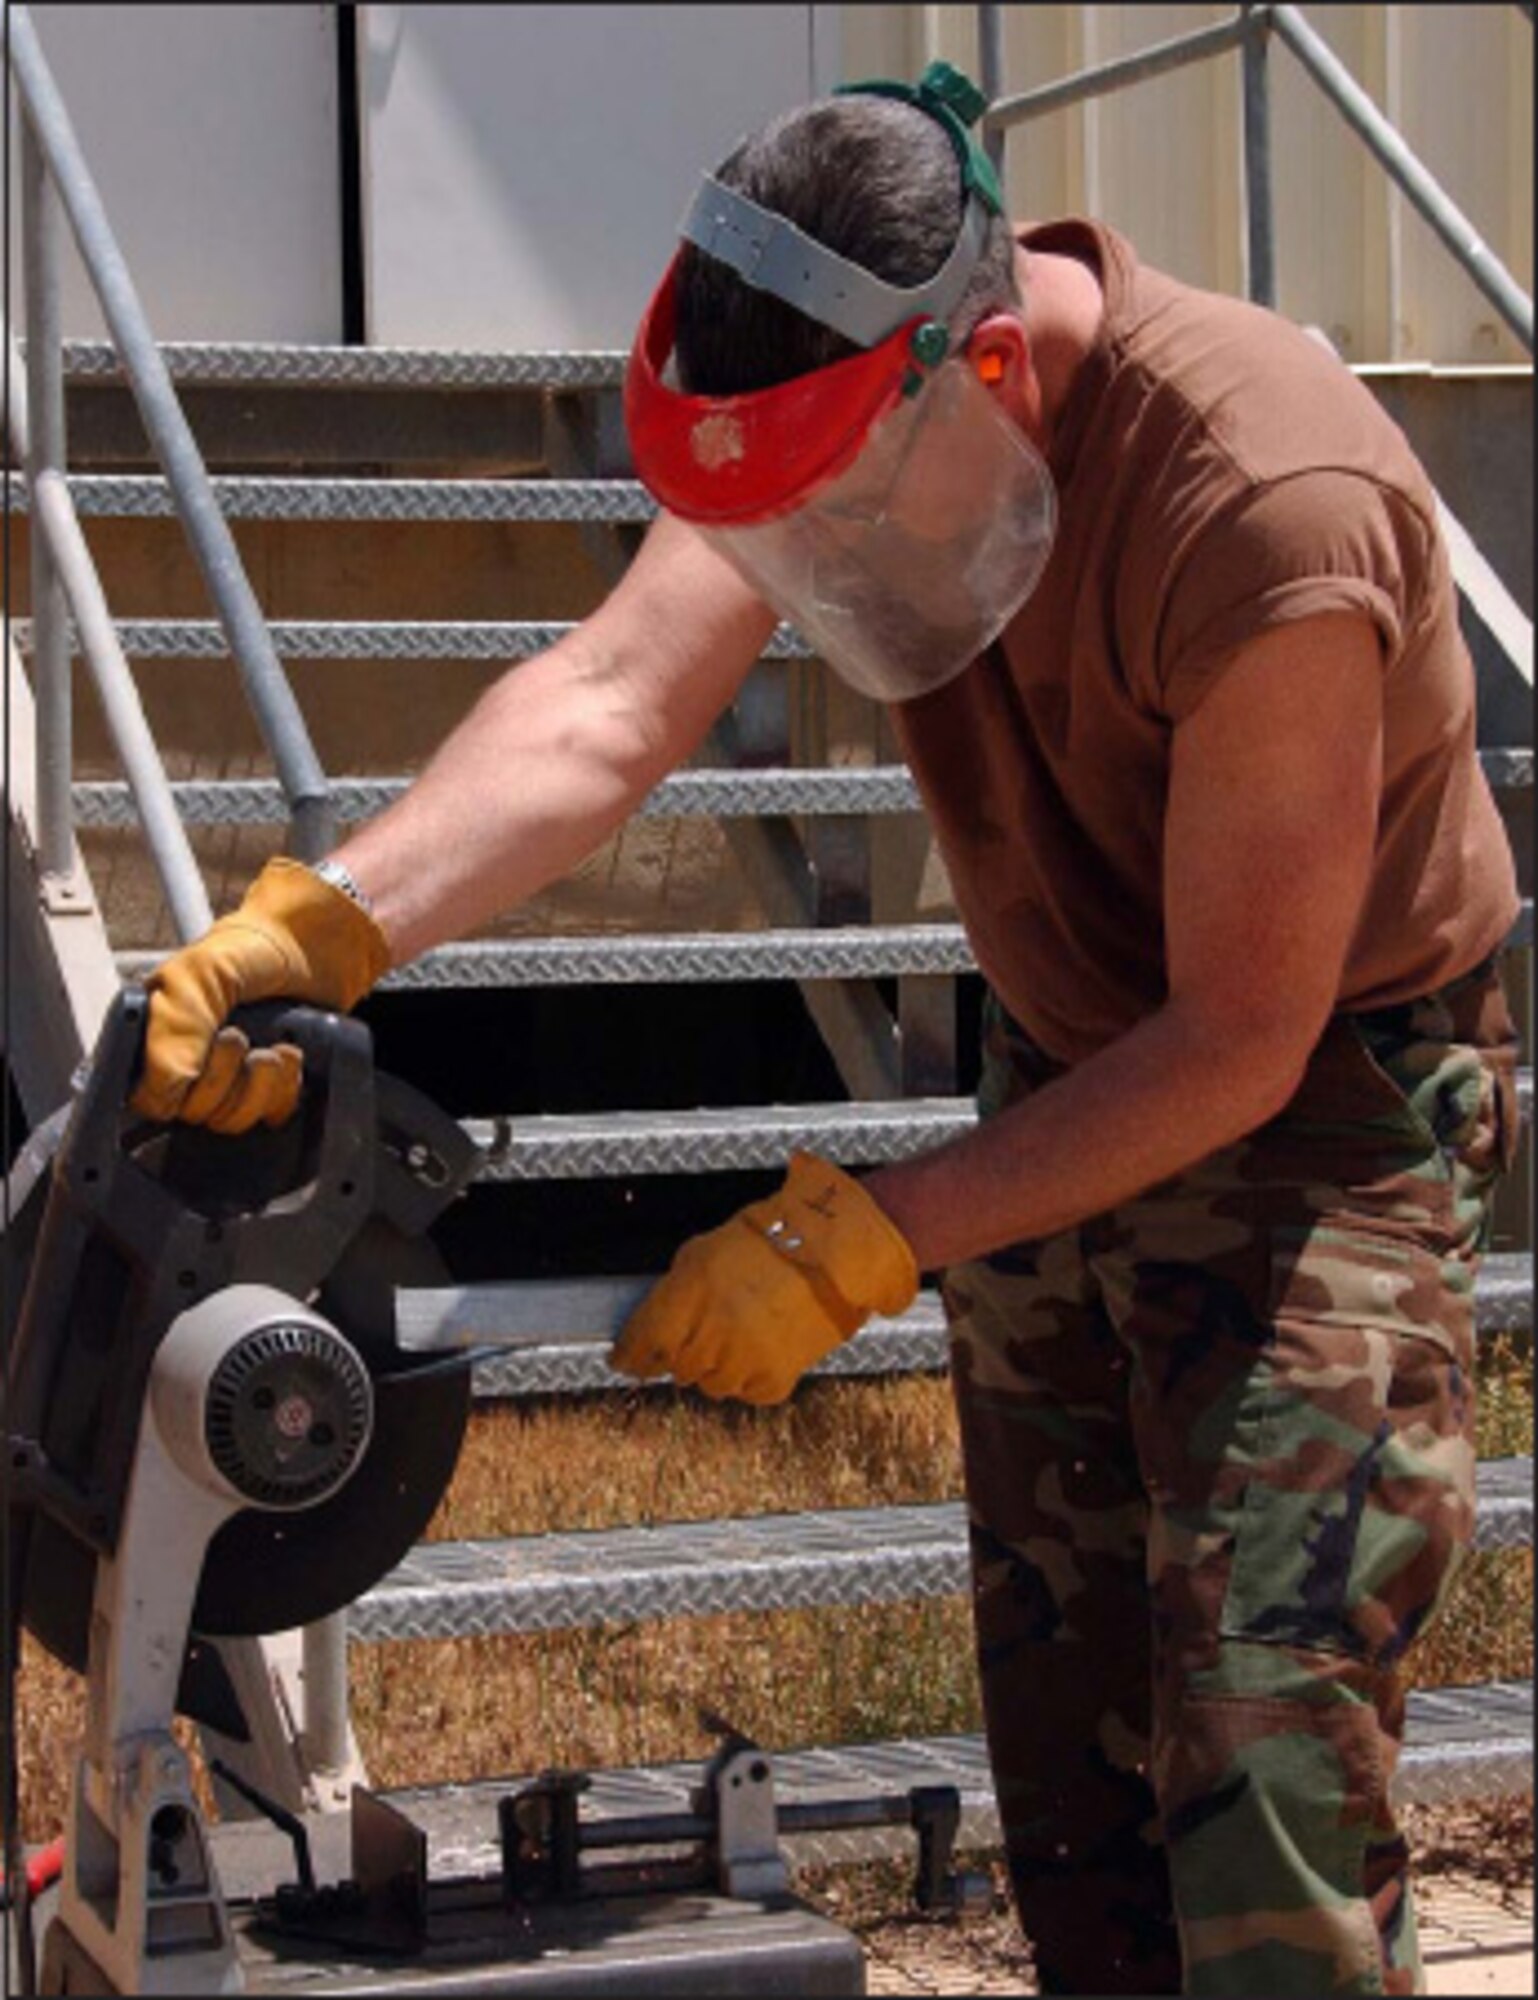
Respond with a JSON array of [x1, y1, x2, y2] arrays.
[[624, 256, 922, 528]]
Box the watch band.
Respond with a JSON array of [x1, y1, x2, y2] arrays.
[[311, 857, 376, 917]]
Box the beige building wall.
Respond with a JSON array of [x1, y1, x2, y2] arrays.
[[839, 5, 1533, 367]]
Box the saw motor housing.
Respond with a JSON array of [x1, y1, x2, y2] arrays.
[[5, 990, 483, 1991]]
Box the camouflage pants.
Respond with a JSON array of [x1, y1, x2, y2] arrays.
[[945, 961, 1519, 1997]]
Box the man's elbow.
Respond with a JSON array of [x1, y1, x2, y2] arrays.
[[1172, 992, 1331, 1139]]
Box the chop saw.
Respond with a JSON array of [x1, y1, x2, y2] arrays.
[[4, 991, 976, 1995]]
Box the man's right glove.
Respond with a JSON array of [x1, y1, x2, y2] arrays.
[[610, 1153, 919, 1404], [130, 856, 391, 1134]]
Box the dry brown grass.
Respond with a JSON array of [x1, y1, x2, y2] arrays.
[[424, 1373, 963, 1540], [12, 1344, 1532, 1849]]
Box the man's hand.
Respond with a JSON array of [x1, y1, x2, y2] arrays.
[[611, 1153, 919, 1403], [130, 857, 392, 1133]]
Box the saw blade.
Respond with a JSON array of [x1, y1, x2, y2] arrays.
[[190, 1217, 471, 1638]]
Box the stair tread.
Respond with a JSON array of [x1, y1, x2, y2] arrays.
[[121, 926, 980, 990], [376, 1679, 1535, 1873], [57, 338, 628, 389], [353, 1460, 1531, 1641], [72, 748, 1531, 827], [36, 472, 655, 524], [427, 1253, 1532, 1405]]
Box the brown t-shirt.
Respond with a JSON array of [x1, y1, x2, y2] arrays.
[[890, 219, 1519, 1065]]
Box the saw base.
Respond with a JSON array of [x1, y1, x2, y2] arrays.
[[213, 1811, 864, 1997]]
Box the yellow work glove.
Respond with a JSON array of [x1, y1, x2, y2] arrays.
[[130, 857, 392, 1134], [611, 1153, 919, 1405]]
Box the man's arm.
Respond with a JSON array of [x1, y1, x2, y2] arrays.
[[130, 514, 774, 1129], [863, 611, 1385, 1268], [337, 512, 778, 963]]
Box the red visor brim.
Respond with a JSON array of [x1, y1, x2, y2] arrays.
[[624, 256, 920, 527]]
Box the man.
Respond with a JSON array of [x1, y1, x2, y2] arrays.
[[132, 65, 1519, 1998]]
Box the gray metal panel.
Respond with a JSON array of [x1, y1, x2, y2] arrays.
[[351, 1462, 1530, 1645], [359, 6, 832, 350], [20, 8, 342, 344], [381, 1680, 1536, 1874]]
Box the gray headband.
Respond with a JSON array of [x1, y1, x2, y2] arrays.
[[679, 174, 992, 350]]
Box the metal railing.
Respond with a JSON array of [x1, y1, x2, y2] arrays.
[[975, 1, 1534, 353], [3, 1, 335, 947]]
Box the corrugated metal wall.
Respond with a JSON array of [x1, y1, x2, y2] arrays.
[[8, 5, 1531, 361], [842, 5, 1533, 367]]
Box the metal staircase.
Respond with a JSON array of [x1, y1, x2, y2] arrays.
[[3, 0, 1533, 1875]]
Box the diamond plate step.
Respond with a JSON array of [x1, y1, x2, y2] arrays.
[[353, 1460, 1530, 1645], [462, 1078, 1532, 1182], [119, 926, 978, 991], [56, 339, 629, 390], [352, 1503, 967, 1644], [465, 1097, 977, 1182], [76, 767, 925, 829], [12, 473, 656, 524], [380, 1678, 1535, 1877], [118, 913, 1535, 990], [442, 1252, 1533, 1400], [31, 617, 814, 664], [460, 1290, 951, 1399], [1476, 1454, 1537, 1551], [65, 748, 1536, 829]]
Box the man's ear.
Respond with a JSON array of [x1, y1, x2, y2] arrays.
[[966, 312, 1042, 437]]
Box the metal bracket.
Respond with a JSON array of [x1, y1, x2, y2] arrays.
[[704, 1742, 791, 1902], [38, 865, 94, 915], [908, 1785, 993, 1916]]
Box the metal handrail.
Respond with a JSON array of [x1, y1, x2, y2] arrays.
[[0, 326, 212, 939], [976, 2, 1533, 355], [5, 2, 336, 934], [1267, 4, 1533, 351]]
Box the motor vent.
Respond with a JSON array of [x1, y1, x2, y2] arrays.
[[204, 1320, 372, 1510]]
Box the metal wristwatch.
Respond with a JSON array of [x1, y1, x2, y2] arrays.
[[310, 856, 376, 917]]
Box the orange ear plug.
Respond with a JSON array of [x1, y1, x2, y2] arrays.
[[975, 351, 1006, 385]]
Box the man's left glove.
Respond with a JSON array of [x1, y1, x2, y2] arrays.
[[130, 857, 392, 1133], [611, 1152, 919, 1404]]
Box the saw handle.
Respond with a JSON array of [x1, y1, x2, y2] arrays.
[[225, 998, 350, 1081]]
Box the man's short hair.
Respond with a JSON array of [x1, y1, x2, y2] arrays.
[[674, 94, 1020, 397]]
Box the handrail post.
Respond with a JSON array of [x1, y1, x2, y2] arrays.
[[21, 113, 73, 884], [976, 3, 1007, 179], [1269, 2, 1532, 353], [1240, 6, 1277, 308]]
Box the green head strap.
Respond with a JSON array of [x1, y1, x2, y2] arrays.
[[836, 60, 1005, 216], [678, 59, 1002, 364]]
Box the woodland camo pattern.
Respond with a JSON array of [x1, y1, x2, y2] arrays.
[[945, 961, 1519, 1995]]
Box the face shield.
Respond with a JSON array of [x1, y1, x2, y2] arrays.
[[701, 350, 1055, 702], [623, 62, 1058, 704]]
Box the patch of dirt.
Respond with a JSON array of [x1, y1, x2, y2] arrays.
[[799, 1802, 1534, 1998], [1403, 1796, 1535, 1893]]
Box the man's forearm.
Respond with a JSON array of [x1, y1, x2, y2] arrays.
[[326, 516, 774, 968], [330, 639, 681, 965], [864, 998, 1313, 1272]]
